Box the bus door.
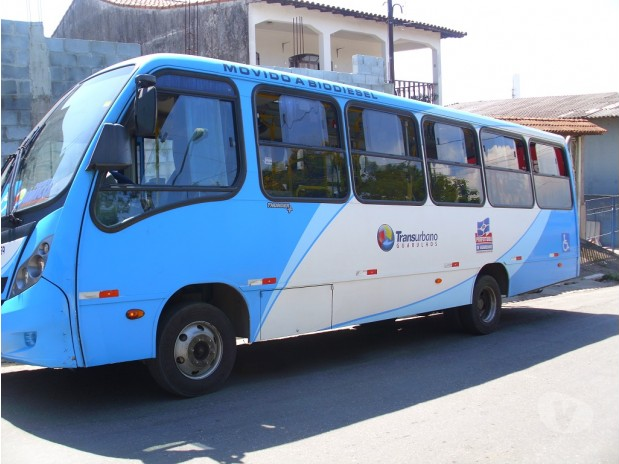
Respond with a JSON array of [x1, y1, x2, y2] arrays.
[[77, 72, 244, 366]]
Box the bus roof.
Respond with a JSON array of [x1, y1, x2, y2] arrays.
[[111, 53, 566, 144]]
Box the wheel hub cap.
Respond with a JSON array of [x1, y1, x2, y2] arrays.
[[174, 322, 222, 379]]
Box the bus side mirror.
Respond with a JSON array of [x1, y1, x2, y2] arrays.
[[135, 74, 157, 137], [87, 123, 131, 171]]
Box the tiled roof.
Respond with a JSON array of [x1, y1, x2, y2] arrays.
[[261, 0, 466, 39], [100, 0, 467, 39], [102, 0, 231, 8], [449, 93, 619, 119], [495, 117, 606, 137]]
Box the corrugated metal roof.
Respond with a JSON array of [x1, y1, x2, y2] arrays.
[[495, 117, 607, 137], [449, 93, 619, 119], [100, 0, 467, 39]]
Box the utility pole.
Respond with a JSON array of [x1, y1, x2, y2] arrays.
[[386, 1, 403, 84], [387, 0, 395, 84]]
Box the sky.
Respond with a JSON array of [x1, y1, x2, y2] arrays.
[[1, 0, 618, 105]]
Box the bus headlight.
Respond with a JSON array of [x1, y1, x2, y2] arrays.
[[10, 236, 53, 298], [27, 254, 45, 279]]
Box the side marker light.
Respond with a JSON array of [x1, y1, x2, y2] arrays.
[[126, 309, 145, 320], [100, 289, 120, 298], [248, 277, 277, 286]]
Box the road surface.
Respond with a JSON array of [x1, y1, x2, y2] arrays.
[[2, 279, 618, 463]]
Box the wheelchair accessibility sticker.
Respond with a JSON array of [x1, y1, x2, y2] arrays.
[[562, 233, 570, 252]]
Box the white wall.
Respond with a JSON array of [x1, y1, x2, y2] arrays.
[[248, 2, 441, 93]]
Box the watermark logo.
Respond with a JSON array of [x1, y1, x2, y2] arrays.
[[377, 224, 395, 252], [538, 392, 593, 434]]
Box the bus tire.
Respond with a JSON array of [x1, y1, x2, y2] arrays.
[[148, 302, 236, 397], [460, 275, 502, 335]]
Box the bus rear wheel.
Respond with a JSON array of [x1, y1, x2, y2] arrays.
[[148, 302, 236, 397], [460, 275, 502, 335]]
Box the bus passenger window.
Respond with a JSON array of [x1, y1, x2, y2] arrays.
[[481, 130, 533, 208], [255, 91, 348, 201], [533, 143, 567, 177], [530, 141, 572, 209], [348, 106, 425, 203], [423, 120, 483, 205], [435, 124, 467, 163]]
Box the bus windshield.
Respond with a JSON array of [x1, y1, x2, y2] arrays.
[[2, 65, 134, 216]]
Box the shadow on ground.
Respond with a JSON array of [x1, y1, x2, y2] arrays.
[[2, 300, 617, 463]]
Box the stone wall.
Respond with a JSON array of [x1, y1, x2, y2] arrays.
[[2, 14, 389, 161], [53, 0, 249, 64], [1, 19, 140, 158]]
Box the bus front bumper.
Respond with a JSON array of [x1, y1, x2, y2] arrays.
[[1, 278, 78, 368]]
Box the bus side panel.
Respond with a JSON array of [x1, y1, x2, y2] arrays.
[[259, 285, 332, 340], [77, 297, 166, 366], [332, 274, 475, 327], [76, 196, 337, 365], [274, 201, 538, 330], [507, 209, 579, 295], [248, 202, 348, 341]]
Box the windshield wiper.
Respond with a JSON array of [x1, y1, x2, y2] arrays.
[[1, 153, 17, 186], [4, 123, 46, 224]]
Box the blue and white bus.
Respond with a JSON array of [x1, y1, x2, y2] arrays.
[[1, 54, 578, 396]]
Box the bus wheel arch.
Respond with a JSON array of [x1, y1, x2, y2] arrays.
[[478, 263, 509, 297], [161, 283, 250, 339], [459, 268, 506, 335], [148, 283, 249, 396]]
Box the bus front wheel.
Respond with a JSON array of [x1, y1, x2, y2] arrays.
[[148, 302, 236, 397], [460, 275, 502, 335]]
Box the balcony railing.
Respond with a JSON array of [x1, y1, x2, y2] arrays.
[[394, 80, 437, 104]]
